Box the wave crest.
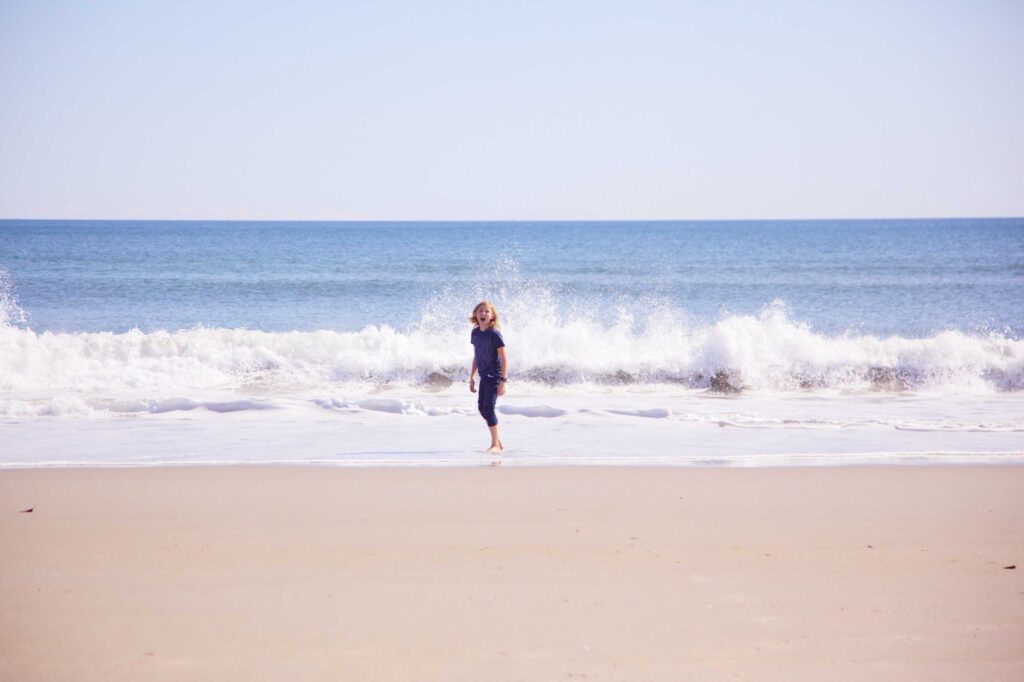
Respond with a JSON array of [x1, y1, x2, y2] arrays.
[[1, 302, 1021, 394]]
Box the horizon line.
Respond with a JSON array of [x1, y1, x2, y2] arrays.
[[2, 215, 1022, 224]]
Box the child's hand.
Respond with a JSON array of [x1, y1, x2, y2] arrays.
[[469, 379, 477, 393], [497, 382, 506, 397]]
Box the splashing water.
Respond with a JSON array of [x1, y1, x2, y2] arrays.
[[0, 269, 29, 328], [1, 260, 1022, 396]]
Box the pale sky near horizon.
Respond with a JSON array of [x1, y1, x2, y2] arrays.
[[1, 1, 1021, 220]]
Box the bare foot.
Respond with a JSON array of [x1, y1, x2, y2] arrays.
[[486, 445, 503, 454]]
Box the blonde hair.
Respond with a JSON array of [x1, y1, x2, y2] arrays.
[[468, 300, 501, 329]]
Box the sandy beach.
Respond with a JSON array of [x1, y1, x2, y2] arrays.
[[1, 465, 1022, 681]]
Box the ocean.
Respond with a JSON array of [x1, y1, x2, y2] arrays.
[[2, 218, 1022, 467]]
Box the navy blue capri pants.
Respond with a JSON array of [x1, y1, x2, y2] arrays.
[[477, 376, 499, 427]]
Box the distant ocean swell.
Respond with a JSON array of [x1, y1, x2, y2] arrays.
[[2, 303, 1021, 401]]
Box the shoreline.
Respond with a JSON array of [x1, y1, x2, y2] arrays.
[[3, 456, 1024, 470], [6, 388, 1023, 469], [3, 465, 1022, 680]]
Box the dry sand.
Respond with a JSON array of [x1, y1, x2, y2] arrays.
[[1, 465, 1022, 681]]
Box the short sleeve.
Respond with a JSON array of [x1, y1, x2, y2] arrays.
[[492, 329, 505, 348]]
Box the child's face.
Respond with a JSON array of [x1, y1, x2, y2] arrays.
[[475, 305, 493, 327]]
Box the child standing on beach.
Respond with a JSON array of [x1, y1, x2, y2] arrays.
[[469, 301, 507, 453]]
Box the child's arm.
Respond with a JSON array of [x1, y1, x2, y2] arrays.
[[469, 358, 477, 393], [497, 347, 508, 396]]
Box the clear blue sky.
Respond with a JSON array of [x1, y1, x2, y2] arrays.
[[1, 1, 1021, 220]]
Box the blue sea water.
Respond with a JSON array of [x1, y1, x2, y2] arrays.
[[2, 218, 1022, 337], [2, 218, 1023, 468]]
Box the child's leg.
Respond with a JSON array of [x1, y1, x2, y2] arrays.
[[477, 378, 502, 451]]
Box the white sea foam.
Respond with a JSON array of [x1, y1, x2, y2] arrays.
[[3, 270, 1023, 468], [2, 391, 1022, 468], [499, 404, 568, 418], [0, 269, 28, 329], [606, 408, 674, 419], [1, 301, 1021, 399], [312, 396, 474, 417]]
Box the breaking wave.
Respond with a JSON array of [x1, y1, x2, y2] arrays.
[[2, 292, 1021, 396]]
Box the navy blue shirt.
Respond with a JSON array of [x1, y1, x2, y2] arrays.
[[471, 327, 505, 378]]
